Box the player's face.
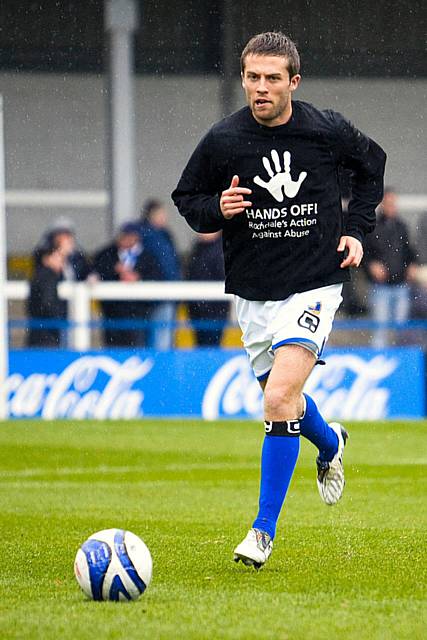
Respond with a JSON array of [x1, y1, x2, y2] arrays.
[[241, 54, 301, 127]]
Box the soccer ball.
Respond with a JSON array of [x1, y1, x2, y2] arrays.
[[74, 528, 152, 601]]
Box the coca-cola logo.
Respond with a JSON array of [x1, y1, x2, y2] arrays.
[[305, 354, 397, 419], [202, 353, 398, 420], [1, 349, 410, 420], [4, 356, 153, 419]]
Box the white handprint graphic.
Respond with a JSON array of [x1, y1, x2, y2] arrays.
[[254, 150, 307, 202]]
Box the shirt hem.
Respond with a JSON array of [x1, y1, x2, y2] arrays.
[[225, 272, 349, 301]]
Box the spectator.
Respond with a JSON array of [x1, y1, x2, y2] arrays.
[[187, 232, 229, 346], [34, 217, 90, 281], [139, 199, 181, 350], [93, 222, 161, 347], [27, 246, 67, 347], [364, 187, 419, 347]]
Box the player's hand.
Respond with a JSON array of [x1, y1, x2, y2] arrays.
[[220, 175, 252, 219], [337, 235, 363, 268]]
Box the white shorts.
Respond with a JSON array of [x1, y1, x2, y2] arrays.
[[235, 284, 343, 380]]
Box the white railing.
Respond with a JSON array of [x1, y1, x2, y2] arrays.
[[7, 278, 427, 353], [5, 189, 108, 208], [5, 280, 232, 351], [5, 190, 427, 212]]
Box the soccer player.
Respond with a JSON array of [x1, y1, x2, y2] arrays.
[[172, 32, 386, 569]]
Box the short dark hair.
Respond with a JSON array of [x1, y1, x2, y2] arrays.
[[240, 31, 300, 78], [140, 198, 163, 220]]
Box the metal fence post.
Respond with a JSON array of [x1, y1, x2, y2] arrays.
[[68, 283, 91, 351]]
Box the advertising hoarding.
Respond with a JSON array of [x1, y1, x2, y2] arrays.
[[4, 347, 425, 420]]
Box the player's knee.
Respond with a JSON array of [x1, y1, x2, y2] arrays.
[[264, 385, 298, 420]]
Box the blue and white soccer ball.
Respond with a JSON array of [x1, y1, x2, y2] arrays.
[[74, 528, 152, 601]]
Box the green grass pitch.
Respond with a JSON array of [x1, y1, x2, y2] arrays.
[[0, 419, 426, 639]]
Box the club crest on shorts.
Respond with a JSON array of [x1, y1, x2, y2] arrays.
[[298, 310, 320, 333], [308, 301, 322, 315]]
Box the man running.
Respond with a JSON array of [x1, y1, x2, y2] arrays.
[[172, 31, 386, 568]]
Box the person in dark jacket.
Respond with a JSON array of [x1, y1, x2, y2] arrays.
[[34, 218, 90, 282], [364, 187, 419, 347], [172, 31, 386, 569], [138, 199, 181, 350], [93, 222, 161, 347], [187, 232, 229, 346], [27, 246, 67, 347]]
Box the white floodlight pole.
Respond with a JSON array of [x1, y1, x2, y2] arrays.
[[105, 0, 139, 236], [0, 96, 9, 419], [220, 0, 236, 118]]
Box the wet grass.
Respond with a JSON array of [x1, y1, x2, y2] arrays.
[[0, 419, 425, 639]]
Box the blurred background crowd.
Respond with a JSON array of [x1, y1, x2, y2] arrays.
[[23, 198, 232, 349], [21, 187, 427, 350]]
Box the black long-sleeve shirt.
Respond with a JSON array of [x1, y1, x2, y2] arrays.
[[172, 101, 386, 301]]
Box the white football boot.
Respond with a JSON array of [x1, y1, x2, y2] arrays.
[[316, 422, 348, 506], [233, 528, 273, 569]]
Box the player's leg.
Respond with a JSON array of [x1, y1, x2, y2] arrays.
[[254, 344, 315, 530], [258, 372, 346, 505], [269, 284, 347, 505], [233, 287, 347, 567], [232, 296, 276, 567], [234, 344, 312, 568]]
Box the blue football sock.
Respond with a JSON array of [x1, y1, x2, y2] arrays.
[[300, 394, 338, 462], [252, 422, 300, 540]]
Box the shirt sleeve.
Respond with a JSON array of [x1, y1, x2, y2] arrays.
[[327, 110, 387, 243], [171, 131, 226, 233]]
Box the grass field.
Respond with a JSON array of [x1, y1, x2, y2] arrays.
[[0, 419, 426, 639]]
